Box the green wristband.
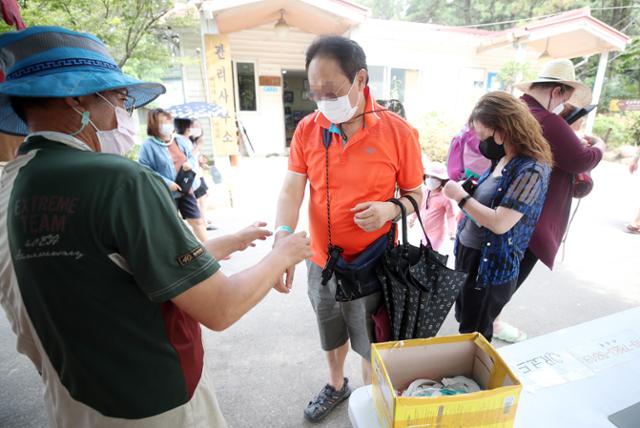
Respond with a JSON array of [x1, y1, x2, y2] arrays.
[[275, 225, 293, 234]]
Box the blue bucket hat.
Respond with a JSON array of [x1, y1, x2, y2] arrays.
[[0, 26, 166, 136]]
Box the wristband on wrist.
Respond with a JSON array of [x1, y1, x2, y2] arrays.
[[458, 195, 471, 210], [275, 225, 294, 234]]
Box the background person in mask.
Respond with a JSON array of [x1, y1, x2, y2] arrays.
[[174, 117, 216, 231], [410, 161, 456, 251], [447, 123, 491, 182], [443, 92, 552, 341], [139, 109, 209, 241], [0, 26, 312, 428], [272, 35, 423, 423], [515, 59, 605, 287]]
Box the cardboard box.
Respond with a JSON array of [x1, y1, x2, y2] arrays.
[[372, 333, 522, 428]]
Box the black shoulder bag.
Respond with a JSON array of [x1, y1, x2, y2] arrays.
[[319, 128, 387, 302]]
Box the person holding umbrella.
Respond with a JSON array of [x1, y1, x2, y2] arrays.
[[443, 91, 552, 342], [273, 36, 423, 422]]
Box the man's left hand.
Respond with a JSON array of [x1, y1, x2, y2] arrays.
[[352, 201, 397, 232], [234, 221, 273, 251]]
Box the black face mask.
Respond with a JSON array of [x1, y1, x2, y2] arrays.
[[479, 132, 505, 160]]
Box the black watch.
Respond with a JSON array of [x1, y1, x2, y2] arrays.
[[458, 195, 471, 210]]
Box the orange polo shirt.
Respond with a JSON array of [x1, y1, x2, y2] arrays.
[[288, 87, 423, 267]]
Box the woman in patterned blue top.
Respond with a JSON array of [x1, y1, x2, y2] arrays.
[[443, 91, 552, 341]]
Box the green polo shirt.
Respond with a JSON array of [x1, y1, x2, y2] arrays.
[[5, 134, 219, 419]]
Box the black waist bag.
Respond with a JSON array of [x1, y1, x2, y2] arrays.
[[333, 233, 387, 302]]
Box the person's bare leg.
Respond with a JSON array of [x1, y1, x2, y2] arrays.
[[326, 341, 349, 389], [186, 218, 208, 242], [361, 357, 372, 385], [197, 196, 207, 219], [633, 208, 640, 227]]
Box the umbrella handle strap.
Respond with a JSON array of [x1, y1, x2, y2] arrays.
[[388, 198, 409, 251], [404, 194, 434, 249]]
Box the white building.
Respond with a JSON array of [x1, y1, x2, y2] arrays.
[[163, 1, 630, 158]]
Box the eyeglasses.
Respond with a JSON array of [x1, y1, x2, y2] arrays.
[[308, 79, 352, 103], [113, 90, 136, 116]]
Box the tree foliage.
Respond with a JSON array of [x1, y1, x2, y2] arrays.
[[363, 0, 640, 107], [0, 0, 198, 81]]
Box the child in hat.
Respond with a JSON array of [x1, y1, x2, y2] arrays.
[[410, 162, 457, 251]]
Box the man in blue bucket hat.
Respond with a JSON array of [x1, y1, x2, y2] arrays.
[[0, 26, 312, 427]]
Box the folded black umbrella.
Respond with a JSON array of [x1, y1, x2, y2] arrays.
[[377, 196, 467, 340]]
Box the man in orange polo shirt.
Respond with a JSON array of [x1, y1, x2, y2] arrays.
[[273, 36, 423, 422]]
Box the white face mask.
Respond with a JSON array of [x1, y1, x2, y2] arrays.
[[160, 123, 174, 138], [72, 93, 137, 156], [548, 88, 567, 115], [316, 78, 360, 124], [189, 127, 203, 138], [425, 178, 442, 191], [552, 102, 565, 115]]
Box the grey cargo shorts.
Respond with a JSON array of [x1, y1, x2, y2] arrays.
[[306, 260, 382, 361]]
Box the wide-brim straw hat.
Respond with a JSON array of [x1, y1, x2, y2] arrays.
[[0, 26, 166, 136], [515, 59, 592, 108]]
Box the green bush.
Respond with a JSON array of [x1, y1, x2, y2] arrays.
[[125, 143, 142, 161], [593, 112, 640, 148], [413, 111, 459, 163]]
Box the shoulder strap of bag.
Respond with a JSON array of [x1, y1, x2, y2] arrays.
[[403, 194, 434, 249]]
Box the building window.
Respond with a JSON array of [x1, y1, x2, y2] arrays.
[[368, 65, 386, 100], [236, 62, 257, 111], [390, 68, 407, 102]]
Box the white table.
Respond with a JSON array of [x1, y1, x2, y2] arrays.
[[349, 307, 640, 428]]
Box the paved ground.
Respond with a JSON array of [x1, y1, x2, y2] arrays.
[[1, 157, 639, 428]]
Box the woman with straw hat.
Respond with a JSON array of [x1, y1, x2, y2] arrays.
[[514, 59, 605, 289]]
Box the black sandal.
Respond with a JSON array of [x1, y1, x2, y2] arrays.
[[303, 377, 351, 423]]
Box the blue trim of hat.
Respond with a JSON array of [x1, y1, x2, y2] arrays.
[[8, 58, 119, 80]]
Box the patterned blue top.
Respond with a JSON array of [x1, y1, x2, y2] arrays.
[[455, 155, 551, 287]]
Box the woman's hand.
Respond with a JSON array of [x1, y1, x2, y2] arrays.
[[182, 163, 192, 172], [443, 180, 467, 203], [169, 182, 182, 192]]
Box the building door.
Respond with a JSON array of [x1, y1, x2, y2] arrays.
[[282, 69, 316, 147]]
